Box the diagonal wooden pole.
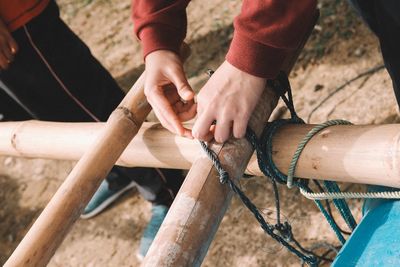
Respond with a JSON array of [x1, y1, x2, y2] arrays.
[[4, 75, 150, 267], [4, 47, 189, 267], [141, 13, 319, 266]]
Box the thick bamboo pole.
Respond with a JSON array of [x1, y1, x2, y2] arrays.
[[1, 121, 400, 188]]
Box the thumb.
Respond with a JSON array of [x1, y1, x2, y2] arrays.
[[168, 67, 194, 101], [8, 38, 18, 54]]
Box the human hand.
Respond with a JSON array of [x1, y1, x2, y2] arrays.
[[192, 60, 266, 143], [144, 50, 196, 138], [0, 19, 18, 70]]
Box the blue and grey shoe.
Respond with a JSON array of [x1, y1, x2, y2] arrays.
[[80, 178, 136, 219], [137, 205, 169, 260]]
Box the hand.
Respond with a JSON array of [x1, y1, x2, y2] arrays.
[[144, 50, 196, 138], [0, 19, 18, 70], [192, 60, 266, 143]]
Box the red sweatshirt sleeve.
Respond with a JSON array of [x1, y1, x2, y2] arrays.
[[132, 0, 317, 78], [226, 0, 317, 78], [132, 0, 190, 58]]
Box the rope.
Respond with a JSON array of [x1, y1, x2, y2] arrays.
[[199, 70, 400, 266], [286, 120, 352, 188], [199, 140, 319, 266], [284, 119, 400, 203], [300, 189, 400, 200]]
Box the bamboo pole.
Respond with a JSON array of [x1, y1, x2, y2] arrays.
[[4, 45, 189, 267], [4, 75, 150, 267], [1, 121, 400, 188]]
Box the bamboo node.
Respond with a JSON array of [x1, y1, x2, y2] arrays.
[[115, 106, 140, 127]]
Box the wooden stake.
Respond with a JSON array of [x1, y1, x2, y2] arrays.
[[2, 122, 400, 188]]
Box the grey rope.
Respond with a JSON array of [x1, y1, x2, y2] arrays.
[[286, 119, 352, 188]]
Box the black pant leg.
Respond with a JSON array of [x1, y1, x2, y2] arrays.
[[111, 167, 184, 206], [0, 88, 32, 121], [348, 0, 400, 106], [0, 1, 124, 121]]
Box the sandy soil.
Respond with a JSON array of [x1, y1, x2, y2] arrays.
[[1, 0, 398, 266]]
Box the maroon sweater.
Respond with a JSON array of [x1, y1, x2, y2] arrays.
[[132, 0, 317, 78]]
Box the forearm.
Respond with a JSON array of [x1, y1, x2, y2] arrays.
[[226, 0, 317, 78], [132, 0, 190, 58]]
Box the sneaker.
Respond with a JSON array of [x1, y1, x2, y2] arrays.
[[80, 179, 136, 219], [137, 205, 169, 260]]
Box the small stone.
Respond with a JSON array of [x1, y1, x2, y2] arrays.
[[7, 234, 14, 242], [4, 157, 14, 166], [314, 84, 324, 92], [354, 47, 365, 57], [314, 25, 322, 32]]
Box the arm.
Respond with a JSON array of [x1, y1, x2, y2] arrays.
[[0, 17, 18, 70], [194, 0, 317, 142], [133, 0, 189, 58], [133, 0, 195, 138], [227, 0, 317, 78], [132, 0, 317, 141]]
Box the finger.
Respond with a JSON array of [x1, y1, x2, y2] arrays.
[[149, 88, 186, 136], [8, 37, 18, 55], [203, 125, 215, 142], [174, 99, 195, 113], [232, 116, 249, 139], [176, 102, 197, 122], [167, 67, 194, 101], [192, 110, 215, 141], [152, 102, 182, 134], [161, 100, 194, 138], [214, 119, 233, 143], [181, 127, 194, 139]]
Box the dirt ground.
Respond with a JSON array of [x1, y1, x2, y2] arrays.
[[1, 0, 398, 266]]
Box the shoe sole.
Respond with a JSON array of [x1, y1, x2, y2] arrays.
[[80, 182, 136, 220]]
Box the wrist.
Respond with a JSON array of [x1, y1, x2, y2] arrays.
[[223, 60, 266, 85], [146, 50, 179, 62]]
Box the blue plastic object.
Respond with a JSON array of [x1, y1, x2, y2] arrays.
[[332, 186, 400, 266]]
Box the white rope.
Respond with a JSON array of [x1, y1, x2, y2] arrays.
[[300, 188, 400, 200]]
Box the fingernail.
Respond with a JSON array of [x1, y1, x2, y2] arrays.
[[183, 90, 193, 99]]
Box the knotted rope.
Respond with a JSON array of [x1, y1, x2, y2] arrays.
[[199, 71, 400, 266]]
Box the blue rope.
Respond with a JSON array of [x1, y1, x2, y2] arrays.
[[248, 123, 348, 244], [323, 181, 357, 231]]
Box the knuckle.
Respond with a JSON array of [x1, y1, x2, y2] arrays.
[[234, 129, 245, 139], [215, 136, 224, 143]]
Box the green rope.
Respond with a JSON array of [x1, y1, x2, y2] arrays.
[[286, 119, 352, 188]]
